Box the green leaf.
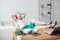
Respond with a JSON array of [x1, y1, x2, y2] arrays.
[[15, 28, 24, 35]]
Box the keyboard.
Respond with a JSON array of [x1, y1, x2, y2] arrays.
[[44, 29, 54, 35]]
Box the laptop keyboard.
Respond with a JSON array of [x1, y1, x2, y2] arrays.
[[44, 29, 54, 35]]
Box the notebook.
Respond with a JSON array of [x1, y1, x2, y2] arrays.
[[44, 27, 60, 35]]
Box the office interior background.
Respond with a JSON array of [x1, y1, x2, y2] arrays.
[[0, 0, 60, 40], [0, 0, 60, 24]]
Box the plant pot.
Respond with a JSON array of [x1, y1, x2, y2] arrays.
[[17, 35, 22, 40]]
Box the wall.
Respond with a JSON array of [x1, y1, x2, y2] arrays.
[[39, 0, 60, 23], [0, 0, 60, 24], [39, 0, 51, 23], [0, 0, 39, 23], [51, 0, 60, 23]]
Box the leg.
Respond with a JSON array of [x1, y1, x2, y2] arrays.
[[31, 19, 50, 32], [31, 19, 46, 25]]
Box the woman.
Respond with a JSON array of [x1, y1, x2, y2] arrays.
[[11, 12, 47, 34], [12, 12, 36, 34]]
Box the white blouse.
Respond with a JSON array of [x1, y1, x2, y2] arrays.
[[17, 20, 27, 29]]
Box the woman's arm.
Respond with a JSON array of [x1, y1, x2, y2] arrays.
[[21, 12, 26, 19], [11, 15, 17, 22]]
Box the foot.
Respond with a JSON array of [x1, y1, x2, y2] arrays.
[[50, 21, 57, 28]]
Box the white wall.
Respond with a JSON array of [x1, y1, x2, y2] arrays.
[[51, 0, 60, 23], [39, 0, 60, 23], [39, 0, 51, 23], [0, 0, 39, 23], [1, 0, 60, 24]]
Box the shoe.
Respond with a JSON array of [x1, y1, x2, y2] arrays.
[[49, 21, 52, 24], [51, 21, 57, 28]]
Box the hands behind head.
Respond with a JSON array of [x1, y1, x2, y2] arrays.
[[12, 12, 26, 20], [21, 12, 26, 19]]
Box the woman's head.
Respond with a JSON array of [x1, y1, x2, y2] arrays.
[[15, 12, 26, 20], [21, 12, 26, 19]]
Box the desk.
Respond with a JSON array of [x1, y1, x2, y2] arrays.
[[13, 27, 60, 40]]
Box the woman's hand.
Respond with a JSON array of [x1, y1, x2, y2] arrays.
[[11, 15, 17, 22]]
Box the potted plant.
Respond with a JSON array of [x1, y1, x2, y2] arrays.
[[15, 28, 24, 40]]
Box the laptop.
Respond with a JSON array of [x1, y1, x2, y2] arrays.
[[44, 27, 60, 35]]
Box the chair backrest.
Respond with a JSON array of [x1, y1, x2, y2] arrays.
[[0, 27, 15, 40]]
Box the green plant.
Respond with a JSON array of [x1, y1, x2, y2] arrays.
[[15, 28, 24, 35]]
